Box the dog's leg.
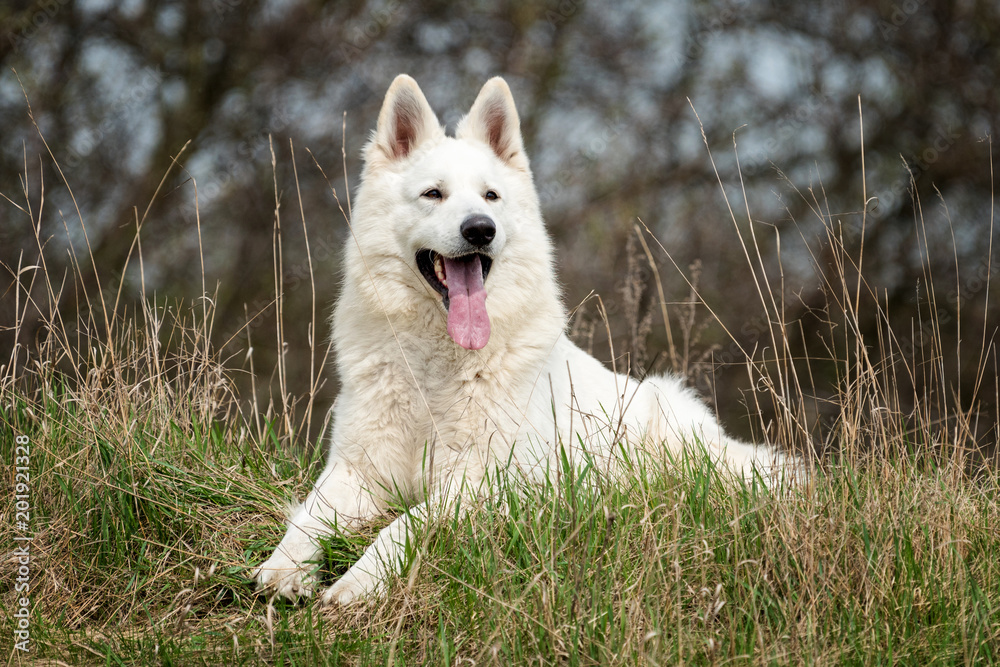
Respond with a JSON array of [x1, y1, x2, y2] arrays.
[[321, 462, 506, 605], [321, 466, 489, 606], [254, 460, 383, 600], [321, 500, 429, 605]]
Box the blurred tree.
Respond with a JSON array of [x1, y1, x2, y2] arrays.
[[1, 0, 996, 447]]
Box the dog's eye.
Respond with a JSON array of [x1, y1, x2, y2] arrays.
[[484, 190, 499, 201], [422, 188, 443, 200]]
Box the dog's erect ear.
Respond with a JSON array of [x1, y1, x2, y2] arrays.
[[371, 75, 441, 162], [457, 77, 527, 170]]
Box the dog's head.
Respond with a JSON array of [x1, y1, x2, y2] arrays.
[[354, 75, 549, 351]]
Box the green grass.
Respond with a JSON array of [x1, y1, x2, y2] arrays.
[[3, 121, 998, 664], [3, 388, 998, 665]]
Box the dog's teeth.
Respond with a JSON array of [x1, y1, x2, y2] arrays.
[[434, 256, 447, 287]]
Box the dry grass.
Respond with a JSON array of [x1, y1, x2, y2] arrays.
[[1, 107, 999, 664]]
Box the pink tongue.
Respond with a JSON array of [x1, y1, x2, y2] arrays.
[[444, 255, 490, 350]]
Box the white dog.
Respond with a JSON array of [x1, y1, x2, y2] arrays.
[[254, 75, 792, 605]]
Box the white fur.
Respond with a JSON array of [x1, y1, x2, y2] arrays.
[[254, 75, 795, 604]]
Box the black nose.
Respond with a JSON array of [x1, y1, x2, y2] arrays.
[[460, 215, 496, 248]]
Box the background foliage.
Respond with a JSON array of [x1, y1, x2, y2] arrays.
[[2, 0, 998, 446]]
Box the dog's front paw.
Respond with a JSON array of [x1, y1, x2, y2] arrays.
[[320, 568, 382, 606], [253, 552, 318, 600]]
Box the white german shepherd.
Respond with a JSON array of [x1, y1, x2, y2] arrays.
[[254, 75, 793, 605]]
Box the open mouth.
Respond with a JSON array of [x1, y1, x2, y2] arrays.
[[416, 250, 493, 309], [416, 250, 494, 350]]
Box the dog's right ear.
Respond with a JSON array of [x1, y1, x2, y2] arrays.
[[369, 75, 441, 164]]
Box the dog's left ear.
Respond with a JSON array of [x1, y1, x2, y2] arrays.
[[457, 77, 528, 171]]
